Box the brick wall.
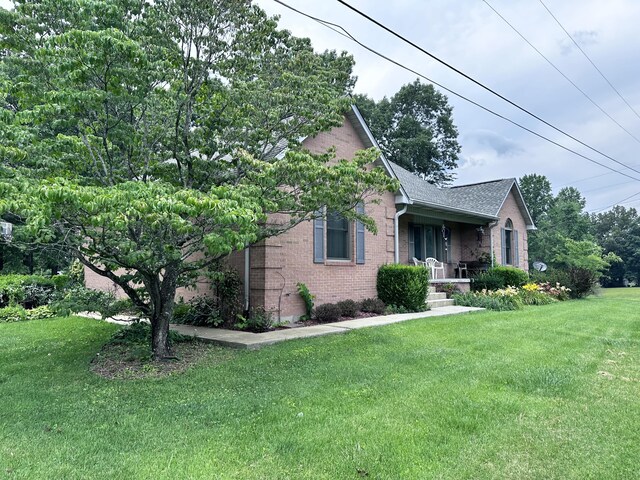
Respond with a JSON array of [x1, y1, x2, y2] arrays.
[[251, 118, 397, 320], [491, 188, 529, 270]]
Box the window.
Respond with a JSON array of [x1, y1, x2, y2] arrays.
[[504, 219, 513, 265], [326, 211, 351, 260]]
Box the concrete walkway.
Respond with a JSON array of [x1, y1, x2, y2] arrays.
[[170, 305, 483, 350]]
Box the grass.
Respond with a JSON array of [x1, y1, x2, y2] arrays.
[[1, 288, 639, 479]]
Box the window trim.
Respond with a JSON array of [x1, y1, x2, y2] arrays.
[[326, 210, 353, 261]]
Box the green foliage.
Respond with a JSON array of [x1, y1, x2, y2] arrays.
[[107, 322, 191, 362], [0, 0, 396, 358], [490, 266, 529, 288], [518, 290, 556, 306], [210, 268, 243, 323], [0, 305, 27, 322], [25, 305, 55, 320], [0, 274, 57, 308], [377, 264, 430, 312], [296, 282, 315, 320], [234, 308, 275, 333], [313, 303, 341, 323], [471, 270, 506, 291], [384, 304, 413, 314], [359, 297, 386, 314], [336, 299, 358, 318], [436, 282, 461, 298], [171, 297, 222, 327], [591, 206, 640, 286], [355, 79, 460, 185], [453, 292, 522, 311], [518, 174, 553, 226], [49, 286, 123, 317]]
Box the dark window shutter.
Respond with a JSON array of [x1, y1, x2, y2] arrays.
[[500, 228, 507, 266], [313, 211, 325, 264], [408, 223, 415, 263], [356, 203, 365, 264], [514, 230, 519, 267]]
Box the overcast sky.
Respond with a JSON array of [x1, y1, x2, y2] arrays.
[[3, 0, 640, 212], [254, 0, 640, 213]]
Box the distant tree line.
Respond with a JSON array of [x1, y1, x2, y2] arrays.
[[519, 173, 639, 287]]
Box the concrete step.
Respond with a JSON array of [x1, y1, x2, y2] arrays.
[[427, 298, 456, 308], [428, 286, 437, 294], [427, 292, 447, 301]]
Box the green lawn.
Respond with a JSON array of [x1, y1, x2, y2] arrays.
[[1, 289, 639, 479]]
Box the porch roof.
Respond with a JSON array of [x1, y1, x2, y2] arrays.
[[389, 162, 535, 228]]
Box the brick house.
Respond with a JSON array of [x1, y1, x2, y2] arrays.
[[85, 105, 535, 320]]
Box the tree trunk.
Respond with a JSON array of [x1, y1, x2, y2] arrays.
[[148, 265, 179, 361]]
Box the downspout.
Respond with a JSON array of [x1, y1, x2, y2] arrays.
[[244, 247, 250, 312], [394, 205, 408, 264]]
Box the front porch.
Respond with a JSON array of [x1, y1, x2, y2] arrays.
[[398, 204, 496, 286]]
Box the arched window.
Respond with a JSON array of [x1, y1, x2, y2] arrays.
[[503, 219, 513, 265]]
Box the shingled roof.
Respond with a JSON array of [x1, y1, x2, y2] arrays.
[[388, 161, 535, 227]]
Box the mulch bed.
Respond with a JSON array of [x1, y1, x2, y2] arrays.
[[90, 340, 231, 380], [290, 311, 380, 328]]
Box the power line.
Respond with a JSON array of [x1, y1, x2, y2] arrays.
[[538, 0, 640, 123], [482, 0, 640, 145], [589, 190, 640, 213], [272, 0, 640, 183], [334, 0, 640, 177]]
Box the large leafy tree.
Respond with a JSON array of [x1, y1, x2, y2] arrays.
[[355, 79, 461, 185], [0, 0, 395, 358], [591, 206, 640, 285], [518, 173, 553, 226]]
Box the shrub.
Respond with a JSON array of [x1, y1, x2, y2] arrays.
[[453, 292, 522, 311], [171, 296, 222, 327], [49, 285, 135, 318], [376, 264, 430, 312], [471, 270, 505, 291], [566, 267, 599, 298], [531, 268, 592, 299], [359, 297, 386, 314], [235, 307, 275, 333], [336, 299, 359, 318], [313, 303, 341, 323], [25, 305, 56, 320], [490, 266, 529, 287], [0, 274, 57, 308], [211, 269, 243, 321], [384, 304, 412, 314], [0, 305, 27, 322]]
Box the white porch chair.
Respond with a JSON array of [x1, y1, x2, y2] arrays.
[[412, 257, 427, 268], [424, 257, 445, 279]]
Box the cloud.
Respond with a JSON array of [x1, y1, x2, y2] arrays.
[[559, 30, 599, 55], [462, 130, 523, 157]]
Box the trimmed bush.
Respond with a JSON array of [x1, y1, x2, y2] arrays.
[[313, 303, 341, 323], [490, 266, 529, 287], [0, 305, 27, 322], [376, 264, 430, 312], [336, 299, 358, 318], [471, 270, 505, 291], [359, 298, 386, 314]]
